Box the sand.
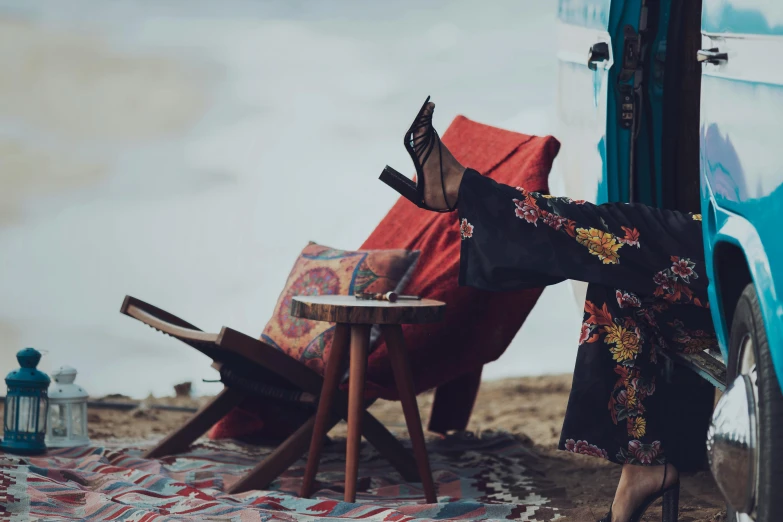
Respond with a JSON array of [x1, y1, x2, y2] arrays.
[[1, 374, 728, 521], [0, 17, 208, 226], [0, 18, 207, 142]]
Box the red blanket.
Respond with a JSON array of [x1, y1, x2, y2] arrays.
[[360, 115, 559, 399], [209, 116, 560, 441]]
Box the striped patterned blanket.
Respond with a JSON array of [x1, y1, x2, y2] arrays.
[[0, 432, 567, 521]]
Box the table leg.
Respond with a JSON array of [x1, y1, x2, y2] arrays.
[[345, 324, 370, 503], [381, 325, 437, 504], [300, 323, 350, 498]]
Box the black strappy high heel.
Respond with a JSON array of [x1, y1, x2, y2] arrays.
[[379, 96, 457, 212], [598, 464, 679, 522]]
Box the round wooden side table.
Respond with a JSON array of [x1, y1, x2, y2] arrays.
[[292, 295, 445, 504]]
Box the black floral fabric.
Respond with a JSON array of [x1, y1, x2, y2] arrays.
[[457, 169, 715, 468]]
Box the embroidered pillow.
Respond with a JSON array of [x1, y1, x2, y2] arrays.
[[260, 242, 419, 374]]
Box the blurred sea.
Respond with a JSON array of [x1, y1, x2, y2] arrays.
[[0, 0, 581, 398]]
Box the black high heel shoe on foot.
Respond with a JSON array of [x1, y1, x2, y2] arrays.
[[379, 96, 457, 212], [598, 464, 680, 522]]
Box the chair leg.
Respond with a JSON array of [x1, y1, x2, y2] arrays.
[[358, 410, 420, 482], [328, 388, 421, 481], [381, 325, 437, 504], [300, 323, 350, 498], [143, 387, 244, 459], [344, 324, 370, 503], [227, 413, 339, 494], [428, 367, 483, 435]]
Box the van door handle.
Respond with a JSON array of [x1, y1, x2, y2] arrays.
[[697, 48, 728, 65], [587, 42, 610, 71]]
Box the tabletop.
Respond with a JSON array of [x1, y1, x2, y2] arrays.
[[291, 295, 446, 325]]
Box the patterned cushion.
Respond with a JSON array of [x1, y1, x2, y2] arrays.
[[260, 242, 419, 375]]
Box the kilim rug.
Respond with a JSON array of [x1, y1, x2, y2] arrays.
[[0, 431, 569, 521]]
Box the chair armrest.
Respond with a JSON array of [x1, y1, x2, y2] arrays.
[[124, 303, 219, 343], [120, 295, 325, 395]]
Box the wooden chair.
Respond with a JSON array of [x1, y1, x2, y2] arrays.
[[120, 295, 427, 494]]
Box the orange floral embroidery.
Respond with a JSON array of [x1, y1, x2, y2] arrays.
[[604, 323, 642, 363], [616, 290, 641, 308], [584, 300, 614, 326], [669, 320, 718, 354], [575, 227, 624, 264], [460, 219, 474, 240], [625, 386, 638, 409], [609, 365, 655, 426], [628, 416, 647, 438], [579, 322, 600, 344], [513, 189, 580, 239], [619, 226, 640, 248], [653, 256, 701, 304], [562, 220, 578, 238], [513, 192, 541, 225]]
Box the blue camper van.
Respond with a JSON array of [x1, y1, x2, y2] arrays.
[[555, 1, 783, 520]]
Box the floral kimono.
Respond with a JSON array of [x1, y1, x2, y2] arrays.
[[457, 168, 716, 469]]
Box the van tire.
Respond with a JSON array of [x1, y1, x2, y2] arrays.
[[727, 284, 783, 521]]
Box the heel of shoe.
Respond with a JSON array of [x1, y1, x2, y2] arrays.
[[661, 485, 679, 522], [379, 166, 420, 206]]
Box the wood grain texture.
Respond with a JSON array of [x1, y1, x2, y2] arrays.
[[300, 324, 350, 498], [345, 324, 370, 502], [382, 325, 437, 503], [125, 304, 219, 343], [216, 327, 324, 394], [291, 295, 445, 325]]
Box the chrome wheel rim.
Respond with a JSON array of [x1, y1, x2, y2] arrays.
[[736, 333, 759, 521]]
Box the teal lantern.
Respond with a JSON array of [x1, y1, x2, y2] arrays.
[[2, 348, 51, 455]]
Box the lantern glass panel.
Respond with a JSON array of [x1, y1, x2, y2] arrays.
[[17, 396, 39, 433], [50, 403, 67, 437], [38, 397, 48, 434], [4, 396, 16, 432], [71, 403, 85, 437]]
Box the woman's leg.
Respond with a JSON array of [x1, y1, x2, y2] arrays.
[[457, 169, 707, 302], [559, 285, 714, 520], [453, 173, 713, 521], [405, 103, 705, 299], [398, 103, 713, 520]]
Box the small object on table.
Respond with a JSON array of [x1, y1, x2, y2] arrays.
[[354, 291, 421, 303], [2, 348, 51, 455], [292, 295, 444, 504], [47, 366, 90, 448]]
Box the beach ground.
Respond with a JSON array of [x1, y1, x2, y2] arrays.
[[1, 374, 728, 521]]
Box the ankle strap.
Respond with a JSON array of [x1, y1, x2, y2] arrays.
[[661, 463, 667, 492]]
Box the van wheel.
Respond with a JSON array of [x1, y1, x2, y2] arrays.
[[726, 284, 783, 521]]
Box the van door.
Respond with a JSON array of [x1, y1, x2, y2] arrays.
[[555, 0, 662, 205]]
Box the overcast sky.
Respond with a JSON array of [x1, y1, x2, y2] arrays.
[[0, 0, 581, 398]]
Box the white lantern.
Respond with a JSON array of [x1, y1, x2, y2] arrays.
[[46, 366, 90, 447]]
